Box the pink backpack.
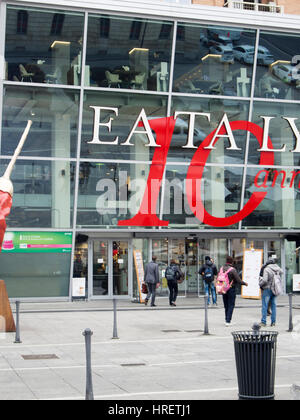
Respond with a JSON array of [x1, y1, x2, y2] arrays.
[[216, 267, 234, 295]]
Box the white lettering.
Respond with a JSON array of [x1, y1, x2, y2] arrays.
[[121, 108, 160, 147], [203, 113, 241, 150], [283, 117, 300, 153], [88, 106, 119, 145], [174, 111, 210, 148], [257, 116, 286, 152]]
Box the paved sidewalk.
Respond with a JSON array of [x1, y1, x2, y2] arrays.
[[0, 295, 299, 400]]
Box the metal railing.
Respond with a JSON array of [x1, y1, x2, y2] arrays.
[[224, 1, 284, 13]]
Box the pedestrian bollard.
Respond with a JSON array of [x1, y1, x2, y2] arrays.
[[203, 294, 209, 335], [288, 293, 293, 332], [14, 300, 22, 344], [112, 298, 119, 339], [82, 328, 94, 400]]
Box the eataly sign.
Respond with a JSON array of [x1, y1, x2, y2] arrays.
[[88, 106, 300, 227]]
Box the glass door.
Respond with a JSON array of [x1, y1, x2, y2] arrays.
[[92, 240, 108, 296], [91, 240, 130, 298], [112, 241, 129, 295]]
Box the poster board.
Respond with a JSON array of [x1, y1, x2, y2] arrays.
[[72, 277, 86, 299], [293, 274, 300, 292], [133, 250, 147, 303], [241, 249, 263, 299]]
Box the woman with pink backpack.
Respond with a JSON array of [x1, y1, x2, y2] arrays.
[[216, 256, 248, 326]]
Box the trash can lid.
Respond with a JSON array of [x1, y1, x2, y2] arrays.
[[232, 330, 278, 343]]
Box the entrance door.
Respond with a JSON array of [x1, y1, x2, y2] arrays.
[[91, 239, 130, 298]]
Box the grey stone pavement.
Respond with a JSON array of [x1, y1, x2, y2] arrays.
[[0, 295, 300, 401]]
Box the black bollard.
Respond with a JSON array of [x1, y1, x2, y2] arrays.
[[14, 300, 22, 344], [82, 328, 94, 400], [203, 294, 209, 335], [288, 293, 293, 332], [112, 298, 119, 339]]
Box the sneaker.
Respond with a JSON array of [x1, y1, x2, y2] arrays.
[[144, 298, 148, 306], [151, 304, 157, 307], [259, 322, 267, 327], [171, 302, 176, 306], [225, 322, 231, 326], [270, 322, 276, 327]]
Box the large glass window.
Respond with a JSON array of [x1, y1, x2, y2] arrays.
[[161, 164, 244, 229], [173, 23, 256, 97], [2, 86, 79, 158], [249, 101, 300, 167], [81, 91, 167, 161], [5, 6, 84, 85], [86, 14, 173, 91], [0, 159, 75, 228], [76, 162, 160, 228], [170, 96, 250, 164], [242, 166, 300, 229], [255, 31, 300, 100]]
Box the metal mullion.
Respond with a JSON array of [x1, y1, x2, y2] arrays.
[[238, 28, 260, 230], [69, 10, 89, 301]]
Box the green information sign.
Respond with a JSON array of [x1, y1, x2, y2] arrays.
[[2, 232, 72, 253]]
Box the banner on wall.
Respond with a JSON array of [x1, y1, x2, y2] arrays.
[[1, 232, 72, 253], [241, 248, 263, 300]]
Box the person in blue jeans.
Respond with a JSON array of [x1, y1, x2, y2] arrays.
[[259, 258, 283, 327], [199, 256, 218, 306]]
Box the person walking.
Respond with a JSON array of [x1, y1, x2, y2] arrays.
[[199, 256, 218, 306], [259, 257, 283, 327], [259, 258, 274, 316], [165, 259, 183, 306], [219, 256, 248, 326], [144, 256, 160, 307]]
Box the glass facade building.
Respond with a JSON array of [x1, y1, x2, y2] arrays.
[[1, 0, 300, 300]]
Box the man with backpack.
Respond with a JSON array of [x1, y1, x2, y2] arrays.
[[217, 256, 248, 326], [259, 257, 283, 327], [165, 259, 183, 306], [199, 256, 218, 306]]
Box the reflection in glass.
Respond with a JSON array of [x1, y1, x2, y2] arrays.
[[255, 31, 300, 100], [76, 162, 161, 228], [86, 14, 173, 91], [2, 86, 79, 158], [173, 23, 255, 97], [242, 166, 300, 228], [249, 101, 300, 167], [113, 241, 128, 295], [0, 159, 75, 228], [5, 6, 84, 85], [81, 91, 167, 160], [93, 241, 108, 295], [162, 164, 243, 229], [170, 96, 249, 163]]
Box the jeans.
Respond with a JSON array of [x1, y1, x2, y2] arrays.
[[261, 289, 277, 324], [204, 281, 217, 305], [146, 283, 157, 306], [222, 287, 236, 323], [167, 280, 178, 305]]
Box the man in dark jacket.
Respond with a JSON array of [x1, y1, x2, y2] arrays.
[[144, 256, 160, 307], [221, 256, 248, 326], [199, 256, 218, 306], [165, 259, 183, 307]]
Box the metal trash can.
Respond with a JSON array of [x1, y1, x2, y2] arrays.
[[232, 323, 278, 400]]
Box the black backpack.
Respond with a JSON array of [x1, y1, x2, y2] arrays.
[[203, 265, 214, 282], [165, 266, 176, 281]]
